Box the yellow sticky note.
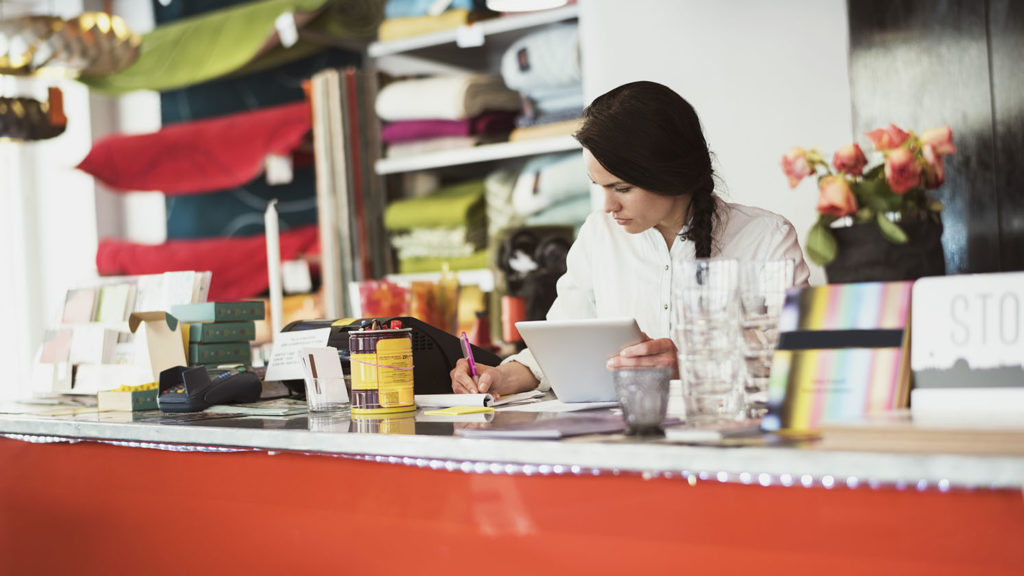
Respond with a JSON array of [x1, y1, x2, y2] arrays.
[[423, 406, 494, 416]]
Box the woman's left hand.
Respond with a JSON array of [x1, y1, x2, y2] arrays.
[[606, 333, 678, 378]]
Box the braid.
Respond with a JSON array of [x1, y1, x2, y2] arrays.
[[681, 174, 717, 257]]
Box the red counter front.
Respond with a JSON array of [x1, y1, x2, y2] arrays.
[[1, 437, 1021, 575]]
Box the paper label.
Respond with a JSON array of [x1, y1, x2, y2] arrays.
[[265, 153, 294, 185], [275, 11, 299, 49], [264, 328, 331, 381], [455, 24, 485, 48]]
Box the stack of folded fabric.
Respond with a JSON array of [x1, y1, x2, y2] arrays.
[[511, 152, 592, 230], [384, 179, 489, 273], [500, 22, 583, 142], [376, 74, 521, 157], [377, 0, 495, 43]]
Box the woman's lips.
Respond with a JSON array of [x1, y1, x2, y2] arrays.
[[614, 218, 631, 225]]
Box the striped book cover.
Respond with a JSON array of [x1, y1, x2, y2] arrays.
[[763, 281, 914, 433]]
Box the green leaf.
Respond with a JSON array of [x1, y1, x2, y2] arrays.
[[876, 214, 908, 244], [928, 200, 945, 212], [855, 207, 873, 221], [864, 164, 885, 180], [807, 221, 838, 266]]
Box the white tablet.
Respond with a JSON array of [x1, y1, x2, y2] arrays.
[[515, 318, 644, 402]]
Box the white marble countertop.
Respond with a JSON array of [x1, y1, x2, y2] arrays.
[[1, 410, 1022, 491]]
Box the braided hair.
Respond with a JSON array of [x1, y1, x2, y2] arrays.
[[574, 81, 718, 257]]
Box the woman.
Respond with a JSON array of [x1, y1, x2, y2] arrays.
[[451, 80, 809, 397]]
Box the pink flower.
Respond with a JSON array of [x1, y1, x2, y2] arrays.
[[884, 148, 921, 194], [781, 147, 813, 188], [922, 144, 946, 189], [816, 175, 858, 217], [832, 144, 868, 176], [920, 126, 956, 155], [866, 123, 911, 150]]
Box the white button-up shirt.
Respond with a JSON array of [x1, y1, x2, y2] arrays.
[[504, 199, 811, 390]]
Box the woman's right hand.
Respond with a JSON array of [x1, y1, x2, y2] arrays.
[[450, 359, 539, 398], [450, 358, 500, 397]]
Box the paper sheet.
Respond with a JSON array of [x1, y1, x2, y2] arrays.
[[496, 399, 619, 413]]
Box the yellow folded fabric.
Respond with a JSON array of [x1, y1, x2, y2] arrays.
[[377, 9, 496, 43], [508, 118, 583, 142]]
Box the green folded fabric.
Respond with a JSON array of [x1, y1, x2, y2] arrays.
[[398, 249, 490, 274], [384, 179, 486, 230], [79, 0, 382, 94]]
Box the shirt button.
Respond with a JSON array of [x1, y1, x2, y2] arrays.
[[663, 304, 669, 310], [665, 265, 669, 271]]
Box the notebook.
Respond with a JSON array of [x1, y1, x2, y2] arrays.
[[515, 318, 644, 403]]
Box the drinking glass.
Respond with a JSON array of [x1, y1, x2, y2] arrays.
[[738, 259, 795, 418], [612, 366, 672, 435], [672, 258, 744, 423]]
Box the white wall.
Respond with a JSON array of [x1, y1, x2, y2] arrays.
[[578, 0, 854, 285]]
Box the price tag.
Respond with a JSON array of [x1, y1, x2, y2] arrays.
[[275, 11, 299, 49], [264, 154, 293, 185], [455, 24, 485, 48]]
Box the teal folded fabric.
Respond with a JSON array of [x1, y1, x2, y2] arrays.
[[79, 0, 382, 94], [384, 179, 486, 230]]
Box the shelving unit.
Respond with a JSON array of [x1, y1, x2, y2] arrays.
[[365, 5, 584, 291]]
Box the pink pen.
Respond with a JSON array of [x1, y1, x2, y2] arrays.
[[459, 331, 478, 380]]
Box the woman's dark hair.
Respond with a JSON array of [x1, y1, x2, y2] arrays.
[[574, 81, 718, 257]]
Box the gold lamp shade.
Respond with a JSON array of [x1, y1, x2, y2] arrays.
[[0, 12, 140, 77], [0, 86, 67, 141]]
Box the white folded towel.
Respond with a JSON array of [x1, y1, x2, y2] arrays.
[[376, 74, 522, 122]]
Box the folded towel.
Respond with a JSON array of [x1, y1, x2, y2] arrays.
[[398, 249, 489, 274], [381, 111, 516, 143], [508, 117, 582, 142], [385, 0, 479, 19], [385, 179, 486, 230], [96, 225, 320, 301], [500, 23, 580, 96], [77, 101, 311, 195], [485, 167, 525, 237], [376, 74, 521, 122], [390, 226, 486, 260], [385, 135, 482, 158], [377, 8, 494, 42], [516, 106, 585, 128], [526, 195, 593, 229], [512, 152, 590, 216]]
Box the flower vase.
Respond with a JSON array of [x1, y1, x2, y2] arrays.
[[824, 218, 945, 284]]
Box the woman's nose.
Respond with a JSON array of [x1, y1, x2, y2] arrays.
[[603, 190, 620, 214]]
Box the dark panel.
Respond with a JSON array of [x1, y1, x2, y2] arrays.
[[989, 0, 1024, 270], [848, 0, 999, 274]]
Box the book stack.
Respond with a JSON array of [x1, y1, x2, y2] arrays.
[[171, 301, 265, 368]]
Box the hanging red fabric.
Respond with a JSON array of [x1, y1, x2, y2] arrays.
[[77, 101, 312, 195]]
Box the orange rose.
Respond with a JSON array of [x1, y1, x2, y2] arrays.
[[781, 147, 813, 188], [922, 144, 946, 189], [832, 143, 867, 176], [884, 148, 921, 194], [866, 123, 911, 150], [920, 126, 956, 155], [816, 175, 858, 217]]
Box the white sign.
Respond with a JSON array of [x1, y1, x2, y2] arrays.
[[912, 272, 1024, 373], [264, 328, 331, 381]]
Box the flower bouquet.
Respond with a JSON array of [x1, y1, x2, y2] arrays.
[[781, 124, 955, 266]]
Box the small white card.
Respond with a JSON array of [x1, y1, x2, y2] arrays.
[[299, 346, 349, 404], [282, 259, 313, 294], [264, 328, 331, 381], [265, 153, 294, 185]]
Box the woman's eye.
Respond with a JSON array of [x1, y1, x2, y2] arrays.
[[614, 186, 632, 193]]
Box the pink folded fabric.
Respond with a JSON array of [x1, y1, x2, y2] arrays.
[[78, 101, 311, 195], [96, 225, 319, 301], [381, 111, 517, 143]]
